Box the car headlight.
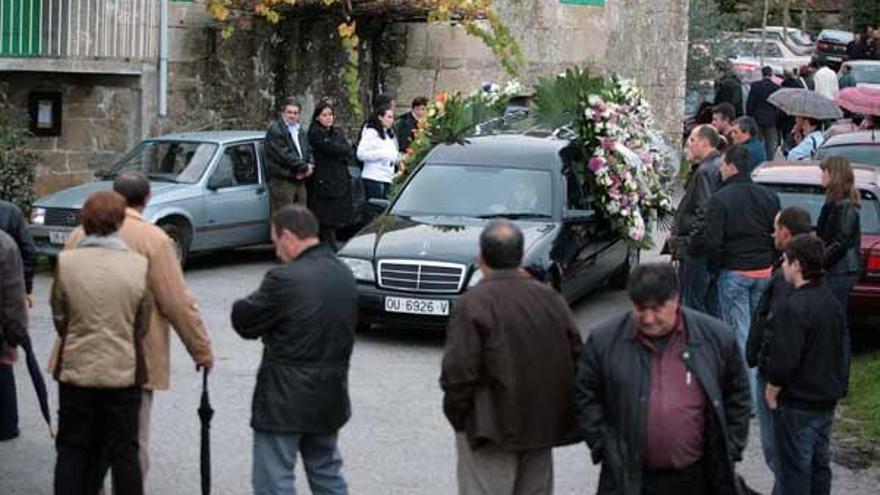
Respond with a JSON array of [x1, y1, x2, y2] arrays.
[[340, 257, 375, 282], [468, 268, 483, 288], [30, 207, 46, 225]]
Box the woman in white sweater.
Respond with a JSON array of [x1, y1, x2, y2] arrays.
[[357, 104, 400, 200]]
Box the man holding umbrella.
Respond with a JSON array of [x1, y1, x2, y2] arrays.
[[766, 87, 843, 161]]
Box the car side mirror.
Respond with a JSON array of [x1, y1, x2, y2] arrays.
[[564, 209, 594, 224], [367, 198, 391, 211], [207, 174, 234, 191]]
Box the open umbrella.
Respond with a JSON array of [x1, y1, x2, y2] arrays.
[[834, 87, 880, 116], [767, 88, 844, 120], [21, 336, 52, 435], [197, 368, 213, 495]]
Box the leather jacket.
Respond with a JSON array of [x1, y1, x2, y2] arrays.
[[817, 199, 861, 274]]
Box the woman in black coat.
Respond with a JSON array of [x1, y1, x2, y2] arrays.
[[306, 101, 354, 247], [817, 156, 861, 392]]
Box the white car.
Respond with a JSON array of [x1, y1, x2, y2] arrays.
[[745, 27, 814, 56], [728, 37, 812, 73], [841, 60, 880, 90]]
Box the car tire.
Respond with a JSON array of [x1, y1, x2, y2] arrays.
[[609, 248, 640, 290], [159, 220, 192, 267]]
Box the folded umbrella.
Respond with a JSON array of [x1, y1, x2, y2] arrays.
[[21, 336, 52, 435], [834, 87, 880, 117], [197, 368, 213, 495], [768, 88, 843, 120]]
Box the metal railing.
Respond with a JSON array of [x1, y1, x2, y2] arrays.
[[0, 0, 158, 60]]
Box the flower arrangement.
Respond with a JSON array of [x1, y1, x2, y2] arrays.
[[535, 69, 676, 248]]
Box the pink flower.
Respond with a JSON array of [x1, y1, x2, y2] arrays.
[[588, 156, 606, 172]]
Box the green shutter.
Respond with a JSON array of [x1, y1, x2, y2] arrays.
[[559, 0, 605, 5], [0, 0, 42, 56]]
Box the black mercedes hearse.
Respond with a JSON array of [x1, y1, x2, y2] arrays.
[[338, 121, 637, 331]]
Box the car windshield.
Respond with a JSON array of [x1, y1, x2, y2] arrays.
[[764, 184, 880, 234], [392, 164, 554, 218], [851, 65, 880, 84], [108, 140, 218, 183], [816, 145, 880, 167]]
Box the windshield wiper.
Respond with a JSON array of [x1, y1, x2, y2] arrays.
[[477, 212, 551, 220], [145, 173, 178, 183]]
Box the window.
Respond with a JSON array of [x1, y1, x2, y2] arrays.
[[211, 143, 259, 187], [764, 43, 784, 58], [764, 184, 880, 234]]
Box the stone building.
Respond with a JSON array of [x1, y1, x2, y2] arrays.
[[0, 0, 688, 194]]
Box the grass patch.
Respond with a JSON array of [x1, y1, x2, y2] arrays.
[[836, 352, 880, 467]]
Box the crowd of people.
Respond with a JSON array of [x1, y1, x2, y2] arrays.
[[263, 96, 427, 248]]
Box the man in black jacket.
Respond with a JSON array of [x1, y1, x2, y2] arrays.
[[762, 234, 846, 495], [575, 263, 751, 495], [0, 229, 28, 441], [714, 64, 744, 117], [704, 144, 780, 411], [746, 67, 780, 160], [265, 99, 314, 212], [0, 199, 35, 442], [746, 206, 812, 495], [231, 205, 357, 495], [395, 96, 428, 152], [672, 125, 723, 316]]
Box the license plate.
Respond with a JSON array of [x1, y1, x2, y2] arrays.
[[827, 56, 842, 61], [49, 230, 70, 245], [384, 296, 450, 316]]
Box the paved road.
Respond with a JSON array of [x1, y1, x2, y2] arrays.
[[2, 247, 878, 494]]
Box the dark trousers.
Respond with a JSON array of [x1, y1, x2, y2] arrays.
[[825, 272, 858, 395], [0, 364, 18, 440], [642, 460, 707, 495], [362, 179, 390, 201], [678, 256, 718, 318], [55, 383, 143, 495], [773, 405, 834, 495]]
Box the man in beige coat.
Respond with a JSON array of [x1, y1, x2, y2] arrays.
[[53, 171, 214, 484]]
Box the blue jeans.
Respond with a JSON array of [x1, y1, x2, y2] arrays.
[[825, 272, 857, 396], [718, 270, 770, 410], [756, 372, 781, 495], [773, 405, 834, 495], [252, 431, 348, 495], [679, 257, 718, 317], [362, 178, 389, 201]]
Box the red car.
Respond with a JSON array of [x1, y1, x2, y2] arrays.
[[753, 162, 880, 328]]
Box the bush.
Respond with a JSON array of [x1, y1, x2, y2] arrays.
[[0, 84, 37, 213]]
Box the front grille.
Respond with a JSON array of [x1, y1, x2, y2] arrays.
[[378, 260, 466, 294], [44, 208, 81, 227]]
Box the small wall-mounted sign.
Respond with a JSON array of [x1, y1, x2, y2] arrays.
[[28, 92, 63, 137], [560, 0, 605, 5]]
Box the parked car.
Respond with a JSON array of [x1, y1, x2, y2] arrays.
[[29, 131, 272, 262], [337, 123, 636, 331], [728, 37, 811, 73], [816, 29, 855, 69], [816, 131, 880, 167], [745, 27, 814, 56], [841, 60, 880, 89], [753, 162, 880, 328]]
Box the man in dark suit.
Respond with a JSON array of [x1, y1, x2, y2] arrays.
[[265, 99, 314, 211], [395, 96, 428, 152], [714, 63, 744, 117], [747, 66, 781, 160]]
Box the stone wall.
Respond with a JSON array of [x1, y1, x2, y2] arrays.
[[0, 72, 143, 195]]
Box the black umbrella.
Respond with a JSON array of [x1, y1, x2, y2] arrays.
[[21, 336, 52, 435], [197, 367, 213, 495]]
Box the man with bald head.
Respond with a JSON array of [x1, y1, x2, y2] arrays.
[[441, 220, 583, 494]]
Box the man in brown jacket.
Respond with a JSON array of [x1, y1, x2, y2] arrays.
[[0, 229, 28, 440], [440, 220, 583, 495], [55, 171, 213, 482]]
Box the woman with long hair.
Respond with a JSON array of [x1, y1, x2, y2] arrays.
[[817, 156, 862, 391], [306, 101, 354, 248], [357, 103, 399, 200]]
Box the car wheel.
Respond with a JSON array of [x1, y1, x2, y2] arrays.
[[159, 220, 192, 266], [609, 248, 640, 290]]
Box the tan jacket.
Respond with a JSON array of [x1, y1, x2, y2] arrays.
[[51, 236, 151, 388], [51, 209, 213, 390]]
